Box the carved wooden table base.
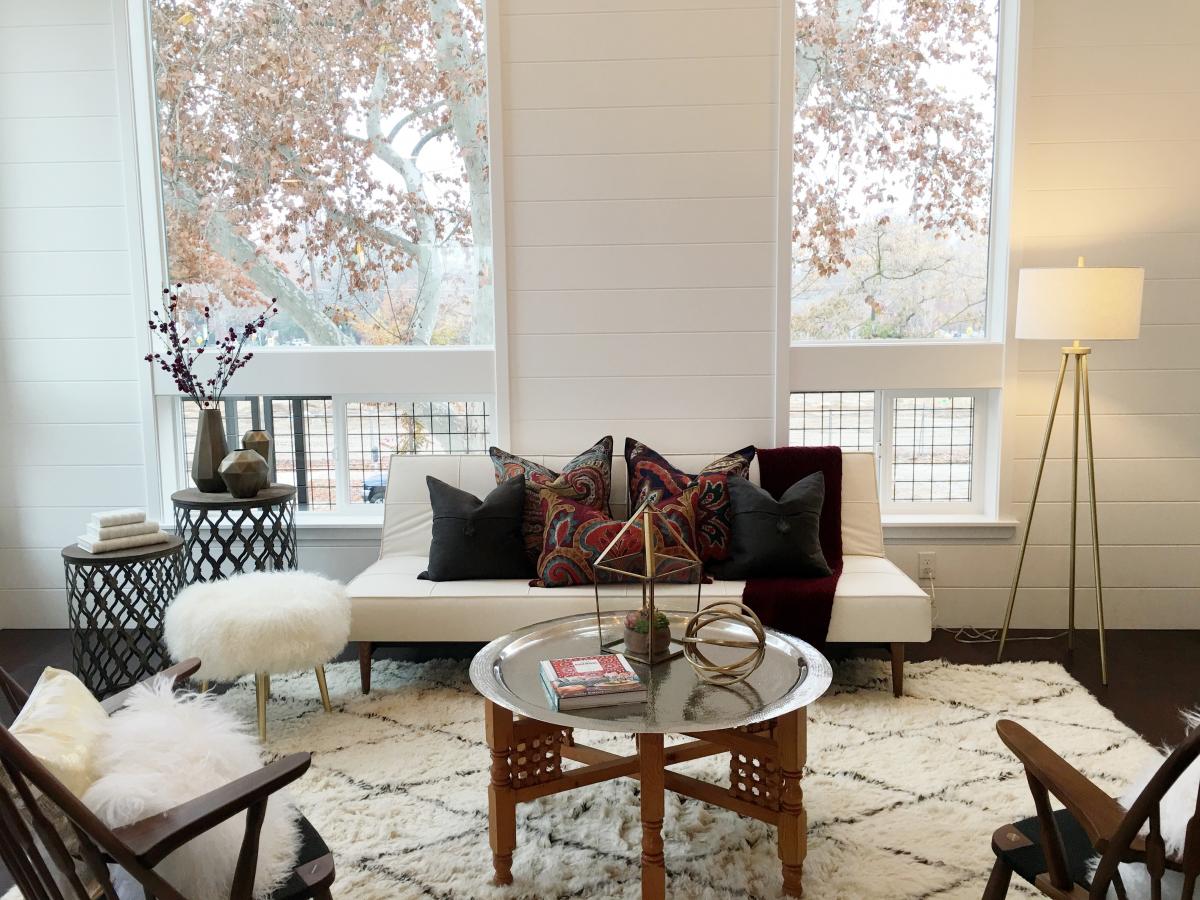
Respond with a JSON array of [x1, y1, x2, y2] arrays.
[[483, 699, 809, 899]]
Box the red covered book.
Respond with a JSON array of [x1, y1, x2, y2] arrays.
[[539, 654, 646, 711]]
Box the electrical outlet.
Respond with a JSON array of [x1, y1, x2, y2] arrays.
[[918, 552, 936, 580]]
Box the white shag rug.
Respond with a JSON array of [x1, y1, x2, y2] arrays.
[[6, 658, 1158, 899]]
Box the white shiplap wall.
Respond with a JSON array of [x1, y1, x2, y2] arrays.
[[501, 0, 781, 456], [0, 1, 148, 627]]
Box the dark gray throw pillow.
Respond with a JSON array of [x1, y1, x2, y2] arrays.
[[710, 472, 832, 580], [419, 475, 533, 581]]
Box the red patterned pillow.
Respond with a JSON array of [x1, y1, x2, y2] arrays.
[[536, 488, 699, 588], [624, 439, 755, 564], [491, 437, 613, 561]]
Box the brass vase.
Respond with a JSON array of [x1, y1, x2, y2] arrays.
[[192, 407, 229, 493], [219, 449, 269, 499], [242, 429, 272, 491]]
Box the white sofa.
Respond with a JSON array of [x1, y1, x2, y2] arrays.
[[347, 450, 930, 696]]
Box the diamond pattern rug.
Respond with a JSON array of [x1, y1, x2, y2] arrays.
[[209, 657, 1159, 900]]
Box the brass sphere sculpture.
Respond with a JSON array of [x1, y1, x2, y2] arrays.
[[681, 601, 766, 686]]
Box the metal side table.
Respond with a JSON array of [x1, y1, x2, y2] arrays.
[[172, 484, 298, 583], [62, 537, 184, 697]]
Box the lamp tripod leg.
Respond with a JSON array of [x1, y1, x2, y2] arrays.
[[1068, 354, 1082, 652], [1081, 356, 1108, 685], [999, 352, 1070, 663]]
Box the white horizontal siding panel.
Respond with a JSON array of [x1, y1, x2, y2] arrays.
[[509, 243, 775, 290], [511, 418, 771, 457], [0, 206, 128, 252], [0, 0, 110, 27], [1010, 413, 1200, 460], [1011, 368, 1200, 416], [510, 331, 773, 378], [916, 586, 1200, 630], [0, 506, 149, 550], [505, 0, 774, 12], [1, 465, 147, 512], [0, 24, 116, 73], [1028, 94, 1200, 143], [1016, 187, 1200, 237], [1020, 235, 1200, 279], [1030, 45, 1200, 96], [0, 295, 137, 340], [1010, 458, 1200, 503], [502, 7, 777, 62], [0, 116, 121, 163], [1032, 0, 1200, 47], [1, 424, 143, 467], [505, 105, 776, 156], [0, 161, 125, 208], [513, 375, 775, 421], [507, 197, 776, 246], [0, 549, 63, 590], [1137, 279, 1200, 325], [0, 381, 141, 424], [504, 56, 776, 109], [505, 151, 776, 202], [1013, 501, 1200, 546], [508, 287, 776, 334], [1022, 141, 1200, 192], [0, 71, 118, 118], [0, 338, 139, 382], [0, 250, 131, 295], [0, 591, 68, 629], [1016, 324, 1200, 372]]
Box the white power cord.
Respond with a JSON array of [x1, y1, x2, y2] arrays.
[[919, 573, 1068, 644]]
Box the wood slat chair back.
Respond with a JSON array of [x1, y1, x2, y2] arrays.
[[992, 718, 1200, 900]]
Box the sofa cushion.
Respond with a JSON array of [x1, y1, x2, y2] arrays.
[[348, 553, 930, 644], [625, 438, 754, 564], [421, 475, 532, 581], [536, 488, 699, 587], [490, 436, 614, 560], [710, 472, 831, 580]]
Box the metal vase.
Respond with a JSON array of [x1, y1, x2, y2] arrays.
[[242, 429, 273, 491], [218, 449, 269, 499], [192, 407, 229, 493]]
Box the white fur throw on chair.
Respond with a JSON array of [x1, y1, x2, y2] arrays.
[[83, 678, 300, 900], [164, 571, 351, 681]]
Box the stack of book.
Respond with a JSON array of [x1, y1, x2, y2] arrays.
[[539, 654, 647, 711], [78, 509, 171, 554]]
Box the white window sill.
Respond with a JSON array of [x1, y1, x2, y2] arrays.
[[882, 514, 1018, 542]]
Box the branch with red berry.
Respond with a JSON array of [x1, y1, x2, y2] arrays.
[[144, 285, 278, 408]]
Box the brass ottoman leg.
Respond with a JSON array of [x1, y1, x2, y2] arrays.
[[315, 665, 333, 713], [199, 680, 209, 694], [255, 672, 269, 742]]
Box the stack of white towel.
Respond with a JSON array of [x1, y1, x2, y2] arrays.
[[78, 509, 171, 554]]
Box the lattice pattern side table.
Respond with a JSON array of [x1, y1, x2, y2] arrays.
[[62, 537, 184, 698], [172, 485, 298, 583]]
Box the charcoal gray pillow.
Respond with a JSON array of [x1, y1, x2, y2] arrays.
[[419, 475, 533, 581], [710, 472, 832, 580]]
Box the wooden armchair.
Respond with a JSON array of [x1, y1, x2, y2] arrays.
[[0, 660, 336, 900], [984, 718, 1200, 900]]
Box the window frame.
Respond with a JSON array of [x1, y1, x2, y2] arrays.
[[117, 0, 511, 524], [773, 0, 1021, 523]]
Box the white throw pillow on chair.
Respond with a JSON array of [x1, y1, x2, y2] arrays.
[[82, 677, 302, 900], [9, 667, 109, 797]]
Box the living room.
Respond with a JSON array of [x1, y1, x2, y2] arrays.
[[1, 0, 1198, 897]]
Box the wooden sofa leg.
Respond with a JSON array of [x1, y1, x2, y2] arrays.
[[890, 642, 905, 698], [358, 642, 374, 694]]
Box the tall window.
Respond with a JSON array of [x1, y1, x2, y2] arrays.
[[150, 0, 493, 347], [791, 0, 1000, 341]]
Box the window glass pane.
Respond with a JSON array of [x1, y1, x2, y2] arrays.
[[346, 400, 491, 504], [791, 0, 1000, 341], [788, 391, 875, 451], [890, 396, 975, 502], [151, 0, 493, 347]]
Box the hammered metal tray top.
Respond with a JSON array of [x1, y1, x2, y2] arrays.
[[469, 611, 833, 734]]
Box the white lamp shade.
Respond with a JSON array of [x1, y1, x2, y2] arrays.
[[1016, 266, 1144, 341]]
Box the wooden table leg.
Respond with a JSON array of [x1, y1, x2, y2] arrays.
[[777, 707, 807, 897], [484, 700, 516, 885], [639, 732, 666, 900]]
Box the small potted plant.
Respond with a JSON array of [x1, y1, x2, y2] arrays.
[[624, 608, 672, 660]]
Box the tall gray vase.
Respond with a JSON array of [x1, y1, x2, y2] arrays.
[[192, 407, 229, 493]]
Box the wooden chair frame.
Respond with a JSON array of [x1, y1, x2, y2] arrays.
[[0, 660, 335, 900], [985, 718, 1200, 900]]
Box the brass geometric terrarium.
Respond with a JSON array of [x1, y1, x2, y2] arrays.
[[592, 493, 703, 665]]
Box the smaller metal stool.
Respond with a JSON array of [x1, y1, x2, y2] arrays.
[[62, 537, 185, 697]]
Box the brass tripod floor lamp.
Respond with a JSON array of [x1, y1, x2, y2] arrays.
[[997, 258, 1143, 685]]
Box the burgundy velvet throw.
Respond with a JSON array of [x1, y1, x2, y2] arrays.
[[741, 446, 843, 650]]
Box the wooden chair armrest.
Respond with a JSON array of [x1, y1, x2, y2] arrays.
[[997, 719, 1125, 846], [113, 752, 311, 867], [101, 658, 202, 714]]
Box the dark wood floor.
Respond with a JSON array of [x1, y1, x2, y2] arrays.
[[0, 627, 1196, 894]]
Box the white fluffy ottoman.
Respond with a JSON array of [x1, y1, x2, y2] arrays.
[[164, 571, 350, 740]]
